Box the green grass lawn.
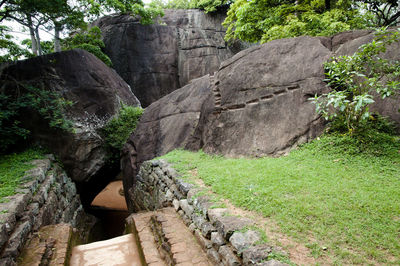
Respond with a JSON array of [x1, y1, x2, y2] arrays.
[[0, 149, 44, 203], [161, 132, 400, 265]]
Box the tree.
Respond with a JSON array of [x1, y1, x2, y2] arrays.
[[361, 0, 400, 26], [223, 0, 372, 43], [0, 0, 163, 58], [0, 25, 30, 62], [63, 26, 112, 66]]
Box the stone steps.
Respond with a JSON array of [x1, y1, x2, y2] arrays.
[[70, 233, 143, 266], [127, 207, 213, 266]]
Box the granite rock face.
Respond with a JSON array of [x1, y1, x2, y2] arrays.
[[121, 75, 214, 202], [95, 9, 235, 107], [121, 29, 400, 193], [202, 36, 331, 157], [0, 49, 140, 182]]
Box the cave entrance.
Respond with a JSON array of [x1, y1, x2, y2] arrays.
[[87, 180, 130, 241], [74, 163, 130, 242]]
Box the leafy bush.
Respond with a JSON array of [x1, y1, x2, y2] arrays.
[[63, 27, 112, 66], [101, 105, 143, 161], [0, 84, 73, 153], [311, 28, 400, 134]]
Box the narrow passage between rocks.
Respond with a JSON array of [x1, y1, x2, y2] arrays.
[[70, 181, 212, 265]]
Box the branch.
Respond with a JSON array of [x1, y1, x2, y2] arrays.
[[385, 10, 400, 26]]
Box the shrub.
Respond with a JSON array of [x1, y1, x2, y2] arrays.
[[101, 105, 143, 161], [63, 27, 112, 67], [0, 84, 72, 153], [310, 28, 400, 135]]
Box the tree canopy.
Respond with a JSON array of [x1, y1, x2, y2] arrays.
[[0, 0, 163, 61], [223, 0, 375, 43]]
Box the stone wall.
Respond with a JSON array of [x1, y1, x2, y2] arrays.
[[132, 160, 288, 266], [0, 156, 94, 265]]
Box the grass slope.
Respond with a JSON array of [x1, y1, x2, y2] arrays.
[[0, 149, 44, 203], [161, 132, 400, 264]]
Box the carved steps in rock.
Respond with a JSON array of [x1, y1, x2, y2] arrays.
[[127, 207, 213, 266]]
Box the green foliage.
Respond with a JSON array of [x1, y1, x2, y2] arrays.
[[84, 0, 164, 24], [161, 130, 400, 264], [223, 0, 372, 43], [101, 105, 143, 161], [0, 26, 31, 63], [63, 26, 112, 66], [0, 148, 44, 202], [21, 39, 54, 56], [0, 84, 73, 153], [311, 28, 400, 134], [152, 0, 229, 13]]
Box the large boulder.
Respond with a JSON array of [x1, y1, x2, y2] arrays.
[[122, 30, 400, 210], [202, 36, 331, 157], [121, 75, 213, 210], [95, 9, 235, 107], [1, 49, 140, 183]]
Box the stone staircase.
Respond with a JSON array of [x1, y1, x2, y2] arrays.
[[70, 207, 213, 266]]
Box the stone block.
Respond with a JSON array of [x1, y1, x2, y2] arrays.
[[195, 230, 212, 249], [242, 244, 274, 265], [207, 208, 228, 224], [214, 216, 254, 240], [179, 199, 194, 216], [207, 248, 221, 264], [3, 220, 32, 258], [201, 221, 216, 239], [218, 245, 241, 266], [173, 199, 180, 211], [230, 230, 261, 254], [211, 232, 226, 248]]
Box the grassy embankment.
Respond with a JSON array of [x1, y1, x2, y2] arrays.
[[161, 132, 400, 265], [0, 149, 44, 203]]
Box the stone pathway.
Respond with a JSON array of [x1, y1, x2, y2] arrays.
[[70, 207, 212, 266], [128, 207, 213, 266], [70, 234, 142, 266]]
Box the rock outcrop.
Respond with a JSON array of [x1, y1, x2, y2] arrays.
[[122, 29, 400, 205], [121, 75, 213, 202], [95, 9, 235, 107], [0, 49, 140, 182]]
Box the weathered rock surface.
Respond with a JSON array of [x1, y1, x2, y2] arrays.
[[122, 29, 400, 191], [202, 36, 331, 157], [95, 9, 235, 107], [121, 75, 213, 201], [0, 49, 140, 182]]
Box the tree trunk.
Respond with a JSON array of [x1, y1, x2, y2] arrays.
[[54, 23, 61, 52], [27, 15, 38, 56], [35, 27, 43, 56]]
